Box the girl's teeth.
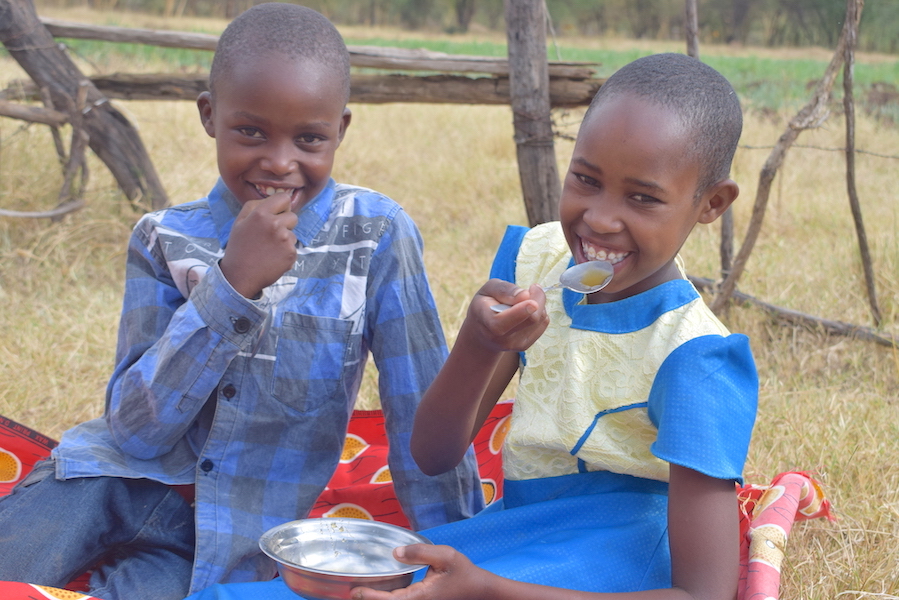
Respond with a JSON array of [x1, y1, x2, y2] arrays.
[[583, 241, 627, 264]]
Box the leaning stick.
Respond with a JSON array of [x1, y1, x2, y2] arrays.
[[709, 0, 861, 314], [841, 0, 880, 326]]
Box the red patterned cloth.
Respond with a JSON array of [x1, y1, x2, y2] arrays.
[[0, 415, 58, 497], [309, 400, 513, 526], [737, 471, 835, 600], [0, 581, 99, 599], [1, 408, 832, 600]]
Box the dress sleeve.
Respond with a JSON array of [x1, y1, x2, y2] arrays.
[[647, 333, 758, 483], [488, 225, 529, 283], [364, 206, 485, 530]]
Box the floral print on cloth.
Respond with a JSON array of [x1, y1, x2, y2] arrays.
[[736, 471, 835, 600], [0, 581, 99, 599], [309, 401, 513, 527]]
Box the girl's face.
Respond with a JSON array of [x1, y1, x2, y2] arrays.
[[559, 94, 736, 303]]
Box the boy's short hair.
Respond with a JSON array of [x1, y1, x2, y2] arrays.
[[209, 2, 351, 104], [584, 53, 743, 198]]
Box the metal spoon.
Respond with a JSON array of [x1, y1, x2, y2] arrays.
[[490, 260, 614, 312]]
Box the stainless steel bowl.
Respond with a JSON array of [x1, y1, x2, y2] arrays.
[[259, 517, 432, 600]]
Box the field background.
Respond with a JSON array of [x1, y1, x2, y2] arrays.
[[1, 6, 898, 598]]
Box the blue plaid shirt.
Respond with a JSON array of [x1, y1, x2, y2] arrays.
[[52, 178, 484, 593]]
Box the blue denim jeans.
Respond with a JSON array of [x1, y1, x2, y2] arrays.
[[0, 459, 195, 600]]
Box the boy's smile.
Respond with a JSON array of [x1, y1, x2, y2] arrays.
[[197, 53, 351, 211], [560, 94, 736, 303]]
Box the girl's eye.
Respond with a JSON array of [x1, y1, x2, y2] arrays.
[[632, 194, 662, 205], [575, 173, 599, 187], [297, 134, 322, 144]]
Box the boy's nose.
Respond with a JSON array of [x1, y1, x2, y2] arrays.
[[261, 144, 299, 176]]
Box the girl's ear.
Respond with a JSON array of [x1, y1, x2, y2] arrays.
[[697, 179, 739, 224], [197, 91, 215, 138]]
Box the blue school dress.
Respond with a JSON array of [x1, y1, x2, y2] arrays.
[[186, 222, 758, 599]]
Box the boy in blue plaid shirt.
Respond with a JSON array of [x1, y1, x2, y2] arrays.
[[0, 4, 483, 599]]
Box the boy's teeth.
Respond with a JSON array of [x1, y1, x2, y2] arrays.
[[259, 185, 291, 196]]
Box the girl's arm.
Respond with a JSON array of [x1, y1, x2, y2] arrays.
[[353, 465, 739, 600], [667, 464, 739, 600], [410, 280, 549, 476]]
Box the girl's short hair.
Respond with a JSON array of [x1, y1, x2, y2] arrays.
[[584, 53, 743, 198]]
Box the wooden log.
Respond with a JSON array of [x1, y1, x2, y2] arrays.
[[690, 275, 897, 349], [504, 0, 560, 227], [0, 0, 169, 210], [4, 73, 605, 108], [348, 45, 597, 79], [40, 16, 219, 50], [39, 17, 598, 79], [0, 97, 67, 126]]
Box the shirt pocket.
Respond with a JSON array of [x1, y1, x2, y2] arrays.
[[272, 312, 355, 412]]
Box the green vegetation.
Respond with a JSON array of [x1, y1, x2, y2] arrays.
[[30, 0, 899, 54], [5, 30, 896, 120]]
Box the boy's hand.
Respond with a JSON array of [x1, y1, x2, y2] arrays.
[[220, 191, 299, 299], [351, 544, 492, 600], [465, 279, 549, 353]]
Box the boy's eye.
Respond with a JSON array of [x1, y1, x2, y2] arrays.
[[296, 134, 323, 144], [236, 127, 264, 139]]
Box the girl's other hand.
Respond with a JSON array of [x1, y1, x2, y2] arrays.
[[351, 544, 491, 600]]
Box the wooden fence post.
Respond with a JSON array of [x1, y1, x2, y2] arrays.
[[504, 0, 560, 226], [0, 0, 169, 210]]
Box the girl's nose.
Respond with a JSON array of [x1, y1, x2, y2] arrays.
[[584, 197, 625, 234]]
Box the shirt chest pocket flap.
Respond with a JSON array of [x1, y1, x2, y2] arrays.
[[272, 312, 355, 412]]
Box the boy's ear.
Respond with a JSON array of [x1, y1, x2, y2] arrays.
[[337, 107, 352, 145], [697, 179, 739, 224], [197, 92, 215, 138]]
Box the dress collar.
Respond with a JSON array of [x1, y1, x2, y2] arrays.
[[564, 277, 700, 334]]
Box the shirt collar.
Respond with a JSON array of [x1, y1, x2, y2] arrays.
[[208, 178, 337, 249]]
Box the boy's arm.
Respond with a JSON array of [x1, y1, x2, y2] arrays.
[[365, 209, 484, 529], [104, 217, 267, 460]]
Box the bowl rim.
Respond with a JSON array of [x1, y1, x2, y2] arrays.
[[259, 517, 432, 578]]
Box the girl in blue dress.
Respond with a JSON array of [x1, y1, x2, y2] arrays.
[[352, 52, 758, 600]]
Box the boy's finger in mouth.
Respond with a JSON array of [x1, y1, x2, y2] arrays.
[[254, 184, 302, 212]]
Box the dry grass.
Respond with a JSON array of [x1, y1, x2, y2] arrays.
[[2, 26, 899, 598]]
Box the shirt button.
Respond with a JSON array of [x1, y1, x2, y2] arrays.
[[233, 317, 251, 334], [221, 384, 236, 399], [200, 459, 214, 472]]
